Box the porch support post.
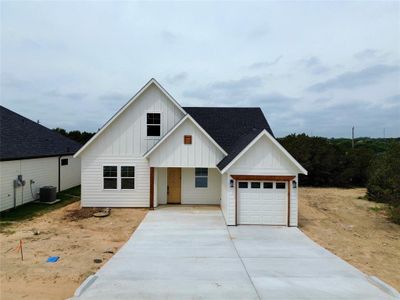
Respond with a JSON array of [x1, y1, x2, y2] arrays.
[[287, 180, 291, 226], [150, 167, 154, 210]]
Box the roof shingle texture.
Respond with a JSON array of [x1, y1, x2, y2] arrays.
[[182, 107, 274, 170], [0, 106, 82, 161]]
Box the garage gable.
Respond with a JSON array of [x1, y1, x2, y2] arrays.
[[223, 130, 307, 175]]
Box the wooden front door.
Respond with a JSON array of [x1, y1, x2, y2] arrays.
[[167, 168, 181, 204]]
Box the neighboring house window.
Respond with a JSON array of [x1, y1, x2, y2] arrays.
[[147, 113, 161, 136], [238, 182, 248, 189], [263, 182, 273, 189], [61, 158, 68, 166], [195, 168, 208, 188], [121, 166, 135, 189], [276, 182, 286, 189], [103, 166, 117, 189], [251, 182, 261, 189]]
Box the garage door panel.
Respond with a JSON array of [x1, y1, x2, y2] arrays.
[[238, 181, 287, 225]]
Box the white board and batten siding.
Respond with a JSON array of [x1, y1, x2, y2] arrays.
[[0, 156, 80, 212], [80, 83, 185, 207], [222, 135, 300, 226], [148, 118, 225, 168]]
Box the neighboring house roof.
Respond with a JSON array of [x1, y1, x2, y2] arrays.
[[0, 105, 82, 161], [74, 78, 186, 158], [182, 107, 274, 171]]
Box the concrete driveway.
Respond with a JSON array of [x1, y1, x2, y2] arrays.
[[72, 206, 397, 300]]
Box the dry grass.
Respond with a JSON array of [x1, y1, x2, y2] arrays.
[[0, 201, 147, 300], [299, 187, 400, 290]]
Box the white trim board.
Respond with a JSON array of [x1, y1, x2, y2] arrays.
[[74, 78, 186, 158], [221, 129, 307, 175]]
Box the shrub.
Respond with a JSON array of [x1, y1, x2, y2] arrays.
[[367, 142, 400, 206], [388, 205, 400, 225]]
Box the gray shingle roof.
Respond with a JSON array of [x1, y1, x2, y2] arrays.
[[182, 107, 274, 170], [0, 106, 82, 161]]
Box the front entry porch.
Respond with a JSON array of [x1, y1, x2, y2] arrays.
[[151, 167, 222, 208]]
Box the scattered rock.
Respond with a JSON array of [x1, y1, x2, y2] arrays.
[[103, 250, 114, 254], [32, 229, 41, 235], [93, 208, 111, 218], [93, 259, 102, 264]]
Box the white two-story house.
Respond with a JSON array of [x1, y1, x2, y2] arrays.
[[74, 78, 307, 226]]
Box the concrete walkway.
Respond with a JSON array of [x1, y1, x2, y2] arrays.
[[72, 206, 397, 300]]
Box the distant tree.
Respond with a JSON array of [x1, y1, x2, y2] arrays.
[[367, 142, 400, 205], [52, 128, 95, 145]]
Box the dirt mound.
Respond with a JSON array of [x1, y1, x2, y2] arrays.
[[64, 207, 106, 221]]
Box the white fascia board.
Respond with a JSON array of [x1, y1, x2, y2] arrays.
[[144, 114, 228, 158], [74, 78, 186, 158], [221, 129, 308, 175]]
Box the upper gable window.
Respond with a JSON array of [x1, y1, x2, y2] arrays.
[[147, 113, 161, 136]]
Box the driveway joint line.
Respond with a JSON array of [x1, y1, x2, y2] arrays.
[[226, 224, 262, 300]]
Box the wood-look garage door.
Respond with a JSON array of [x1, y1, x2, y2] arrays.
[[238, 181, 287, 225]]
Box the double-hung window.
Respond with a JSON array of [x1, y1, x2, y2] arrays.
[[147, 113, 161, 136], [103, 166, 117, 189], [195, 168, 208, 188], [121, 166, 135, 189]]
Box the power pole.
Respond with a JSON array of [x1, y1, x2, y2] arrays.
[[352, 126, 355, 149]]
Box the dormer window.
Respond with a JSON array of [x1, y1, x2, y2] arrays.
[[147, 113, 160, 136]]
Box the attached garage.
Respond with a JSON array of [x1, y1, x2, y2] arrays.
[[238, 181, 288, 225]]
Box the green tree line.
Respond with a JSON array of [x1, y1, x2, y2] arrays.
[[53, 128, 95, 145], [278, 134, 400, 223]]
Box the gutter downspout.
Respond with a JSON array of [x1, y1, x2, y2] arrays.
[[58, 156, 61, 192]]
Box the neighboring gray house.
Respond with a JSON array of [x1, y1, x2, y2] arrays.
[[0, 106, 81, 211]]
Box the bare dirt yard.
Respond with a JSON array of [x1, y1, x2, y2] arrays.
[[0, 201, 147, 300], [299, 187, 400, 291]]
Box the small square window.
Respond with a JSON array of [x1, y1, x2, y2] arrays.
[[184, 135, 192, 144], [61, 158, 68, 166], [251, 182, 261, 189], [263, 182, 273, 189], [238, 182, 248, 189], [276, 182, 286, 189]]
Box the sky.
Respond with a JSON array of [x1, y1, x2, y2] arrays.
[[1, 1, 399, 138]]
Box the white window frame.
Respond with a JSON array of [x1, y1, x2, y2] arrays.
[[146, 112, 161, 137], [103, 165, 118, 190], [195, 168, 208, 188], [120, 165, 135, 190]]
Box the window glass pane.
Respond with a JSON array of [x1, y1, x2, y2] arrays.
[[195, 177, 208, 188], [103, 166, 117, 177], [104, 178, 117, 189], [61, 159, 68, 166], [121, 166, 135, 178], [263, 182, 273, 189], [195, 168, 208, 176], [251, 182, 261, 188], [276, 182, 286, 189], [121, 178, 135, 189], [238, 182, 248, 189], [147, 113, 160, 125], [147, 125, 160, 136]]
